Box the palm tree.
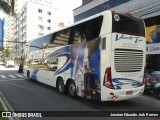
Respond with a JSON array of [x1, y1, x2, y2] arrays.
[[0, 0, 14, 15]]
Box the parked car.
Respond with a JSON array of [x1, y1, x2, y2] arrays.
[[31, 59, 40, 64], [47, 59, 58, 70], [144, 73, 160, 93], [153, 83, 160, 98], [0, 61, 5, 66], [5, 61, 15, 68], [152, 71, 160, 80]]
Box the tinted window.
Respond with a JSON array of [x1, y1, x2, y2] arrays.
[[49, 28, 70, 47], [112, 13, 145, 37], [71, 16, 103, 44]]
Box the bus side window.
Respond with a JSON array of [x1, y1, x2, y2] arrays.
[[73, 26, 88, 44], [74, 29, 86, 44], [50, 28, 70, 47], [47, 58, 58, 71]]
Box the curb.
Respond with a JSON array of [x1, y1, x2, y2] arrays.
[[0, 91, 20, 120]]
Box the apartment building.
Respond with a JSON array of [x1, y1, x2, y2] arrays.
[[14, 0, 54, 14], [6, 15, 14, 49], [14, 0, 56, 59]]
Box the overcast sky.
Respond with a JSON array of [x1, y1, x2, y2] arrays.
[[52, 0, 82, 25], [53, 0, 82, 10]]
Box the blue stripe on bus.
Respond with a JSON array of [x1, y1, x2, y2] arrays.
[[112, 78, 142, 89], [31, 69, 39, 81]]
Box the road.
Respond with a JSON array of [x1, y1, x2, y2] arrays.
[[0, 66, 159, 120]]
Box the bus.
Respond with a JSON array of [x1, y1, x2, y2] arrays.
[[24, 10, 146, 101]]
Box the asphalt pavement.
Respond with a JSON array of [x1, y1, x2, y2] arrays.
[[0, 66, 159, 120]]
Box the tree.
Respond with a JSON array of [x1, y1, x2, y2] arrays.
[[0, 0, 14, 15], [0, 47, 4, 51], [2, 48, 12, 61]]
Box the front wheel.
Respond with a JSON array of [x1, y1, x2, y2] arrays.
[[57, 78, 66, 94], [68, 80, 77, 98]]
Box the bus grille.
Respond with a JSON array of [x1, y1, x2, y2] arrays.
[[114, 49, 144, 72]]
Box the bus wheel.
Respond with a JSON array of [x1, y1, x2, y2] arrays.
[[68, 80, 77, 98], [57, 78, 66, 94]]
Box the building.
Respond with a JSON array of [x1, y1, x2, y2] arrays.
[[73, 0, 160, 71], [0, 18, 4, 48], [74, 0, 160, 22], [4, 15, 14, 49], [3, 17, 8, 48], [14, 1, 57, 60], [14, 0, 54, 14]]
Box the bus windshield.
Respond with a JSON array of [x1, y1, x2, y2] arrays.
[[112, 13, 145, 37]]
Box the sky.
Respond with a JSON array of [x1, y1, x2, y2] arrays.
[[53, 0, 82, 11], [52, 0, 82, 26], [0, 0, 82, 21], [0, 10, 6, 19]]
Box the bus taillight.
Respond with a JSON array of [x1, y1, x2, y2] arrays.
[[103, 67, 114, 89], [111, 10, 115, 13], [125, 12, 132, 16]]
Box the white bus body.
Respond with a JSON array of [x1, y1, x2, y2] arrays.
[[24, 10, 146, 101]]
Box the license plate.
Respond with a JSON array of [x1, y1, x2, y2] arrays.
[[126, 91, 133, 95]]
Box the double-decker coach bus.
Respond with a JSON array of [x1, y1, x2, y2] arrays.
[[24, 10, 146, 101]]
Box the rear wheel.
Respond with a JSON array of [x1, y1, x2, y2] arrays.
[[68, 80, 77, 98], [57, 78, 66, 94]]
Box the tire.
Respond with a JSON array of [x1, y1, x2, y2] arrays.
[[57, 78, 66, 94], [68, 80, 77, 98]]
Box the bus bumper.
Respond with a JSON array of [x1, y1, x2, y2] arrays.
[[101, 85, 145, 101]]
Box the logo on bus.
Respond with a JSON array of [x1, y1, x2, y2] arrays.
[[115, 34, 143, 43]]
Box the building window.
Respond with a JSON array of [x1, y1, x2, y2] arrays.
[[38, 33, 44, 36], [47, 19, 51, 23], [38, 9, 42, 13], [47, 27, 51, 30], [38, 25, 44, 31], [48, 11, 51, 15], [38, 16, 42, 21]]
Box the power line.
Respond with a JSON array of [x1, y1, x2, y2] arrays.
[[0, 40, 27, 43]]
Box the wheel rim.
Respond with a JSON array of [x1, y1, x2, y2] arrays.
[[58, 80, 64, 92], [69, 83, 76, 96]]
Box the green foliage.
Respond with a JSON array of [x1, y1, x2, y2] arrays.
[[0, 0, 15, 15], [0, 47, 4, 51], [0, 102, 9, 120], [2, 49, 12, 60]]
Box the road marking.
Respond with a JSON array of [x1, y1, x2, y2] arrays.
[[16, 74, 24, 78], [0, 79, 25, 81], [8, 75, 16, 78], [0, 75, 7, 78]]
